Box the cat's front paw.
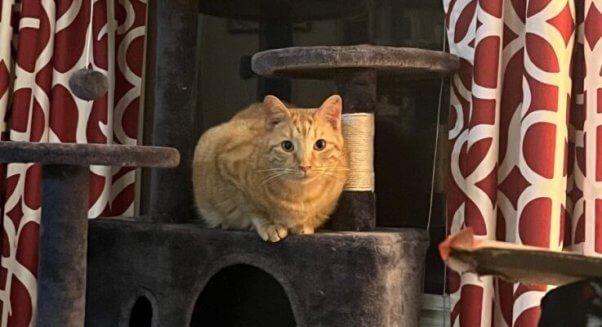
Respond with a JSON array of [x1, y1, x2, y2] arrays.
[[256, 224, 288, 242], [291, 225, 315, 235]]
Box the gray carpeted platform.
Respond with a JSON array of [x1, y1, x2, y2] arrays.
[[85, 218, 428, 326]]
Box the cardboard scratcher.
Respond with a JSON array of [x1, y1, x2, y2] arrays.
[[439, 228, 602, 286]]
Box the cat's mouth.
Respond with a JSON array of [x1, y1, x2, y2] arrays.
[[295, 171, 316, 182]]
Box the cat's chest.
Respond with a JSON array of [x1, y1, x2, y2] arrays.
[[263, 183, 333, 210], [270, 201, 313, 222]]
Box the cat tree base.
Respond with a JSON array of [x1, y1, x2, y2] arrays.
[[85, 219, 428, 326]]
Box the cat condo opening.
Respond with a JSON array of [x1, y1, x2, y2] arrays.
[[190, 264, 296, 326], [125, 294, 155, 327]]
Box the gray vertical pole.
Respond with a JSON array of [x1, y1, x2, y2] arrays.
[[257, 20, 293, 101], [329, 69, 377, 231], [145, 0, 200, 222], [37, 165, 89, 326]]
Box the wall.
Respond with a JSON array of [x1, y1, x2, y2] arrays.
[[198, 16, 344, 130]]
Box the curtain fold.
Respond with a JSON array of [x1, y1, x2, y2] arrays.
[[0, 0, 146, 325], [445, 0, 602, 326]]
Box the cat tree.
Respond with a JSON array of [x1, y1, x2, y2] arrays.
[[0, 1, 457, 326], [0, 142, 178, 326]]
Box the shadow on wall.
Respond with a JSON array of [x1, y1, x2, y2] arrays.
[[189, 264, 296, 327]]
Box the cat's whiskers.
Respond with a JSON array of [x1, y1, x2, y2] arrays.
[[315, 168, 346, 175], [261, 171, 290, 184], [316, 169, 342, 180], [313, 166, 349, 172], [255, 168, 297, 173]]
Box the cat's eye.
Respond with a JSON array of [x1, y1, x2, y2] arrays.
[[314, 139, 327, 151], [281, 140, 295, 152]]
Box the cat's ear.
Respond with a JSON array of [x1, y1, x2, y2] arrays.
[[315, 95, 342, 130], [263, 95, 290, 129]]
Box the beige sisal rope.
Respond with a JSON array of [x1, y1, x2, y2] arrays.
[[342, 113, 375, 192]]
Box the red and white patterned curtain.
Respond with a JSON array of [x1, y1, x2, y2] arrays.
[[0, 0, 146, 325], [445, 0, 602, 326]]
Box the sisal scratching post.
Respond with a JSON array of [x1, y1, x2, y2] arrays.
[[342, 113, 375, 192], [329, 69, 377, 230]]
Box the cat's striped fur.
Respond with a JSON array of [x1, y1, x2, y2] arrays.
[[192, 95, 348, 242]]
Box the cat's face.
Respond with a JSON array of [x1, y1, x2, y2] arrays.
[[260, 95, 347, 183]]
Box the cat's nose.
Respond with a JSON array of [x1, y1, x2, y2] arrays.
[[299, 165, 311, 173]]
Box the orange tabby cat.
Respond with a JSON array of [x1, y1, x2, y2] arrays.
[[193, 95, 348, 242]]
